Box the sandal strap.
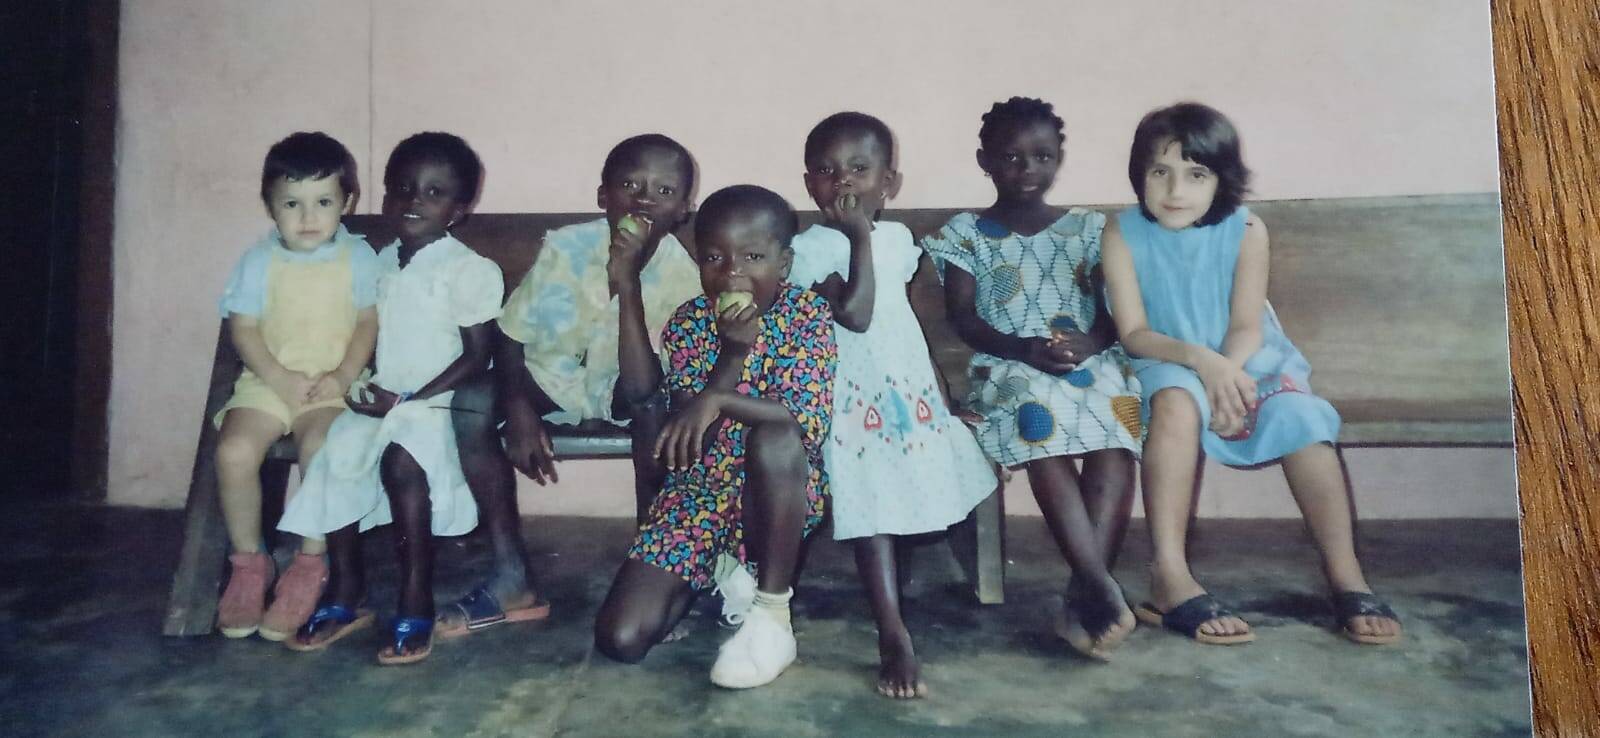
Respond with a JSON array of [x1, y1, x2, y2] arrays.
[[1162, 594, 1239, 636], [452, 585, 507, 627], [1333, 591, 1399, 622], [390, 616, 434, 652]]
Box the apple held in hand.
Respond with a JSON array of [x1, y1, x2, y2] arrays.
[[717, 290, 755, 313], [617, 213, 650, 237]]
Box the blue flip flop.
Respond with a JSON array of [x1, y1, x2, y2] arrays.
[[377, 616, 434, 665], [285, 603, 374, 652]]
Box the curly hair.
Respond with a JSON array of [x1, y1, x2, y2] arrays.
[[978, 97, 1065, 150], [383, 132, 483, 205]]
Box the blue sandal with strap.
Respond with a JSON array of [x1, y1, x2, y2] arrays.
[[285, 603, 374, 652], [377, 616, 434, 665]]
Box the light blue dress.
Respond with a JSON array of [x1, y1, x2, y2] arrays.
[[1117, 206, 1339, 466]]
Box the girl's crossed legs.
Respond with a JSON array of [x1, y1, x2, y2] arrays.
[[1027, 449, 1138, 658]]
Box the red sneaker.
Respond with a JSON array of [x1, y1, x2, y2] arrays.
[[217, 551, 272, 638], [259, 553, 328, 642]]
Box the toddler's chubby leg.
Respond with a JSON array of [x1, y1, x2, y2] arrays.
[[1027, 455, 1135, 659], [216, 407, 290, 554], [1281, 443, 1401, 643], [214, 407, 287, 638], [256, 406, 344, 641], [1141, 386, 1251, 641]]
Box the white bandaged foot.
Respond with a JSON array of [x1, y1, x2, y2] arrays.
[[709, 588, 796, 689], [712, 554, 756, 627]]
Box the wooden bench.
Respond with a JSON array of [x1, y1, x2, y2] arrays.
[[163, 193, 1512, 636]]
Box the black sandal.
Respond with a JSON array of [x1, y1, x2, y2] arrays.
[[1134, 594, 1256, 645], [1332, 591, 1402, 645]]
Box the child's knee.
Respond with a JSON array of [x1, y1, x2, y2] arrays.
[[746, 420, 806, 474], [379, 444, 427, 493], [594, 613, 655, 664], [1149, 388, 1202, 432], [216, 428, 272, 472]]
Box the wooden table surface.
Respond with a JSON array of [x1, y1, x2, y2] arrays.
[[1494, 0, 1600, 733]]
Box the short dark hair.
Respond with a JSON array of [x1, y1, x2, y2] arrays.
[[384, 132, 483, 205], [694, 185, 798, 249], [601, 133, 696, 193], [260, 132, 358, 205], [1128, 102, 1251, 228], [978, 97, 1065, 151], [804, 111, 895, 168]]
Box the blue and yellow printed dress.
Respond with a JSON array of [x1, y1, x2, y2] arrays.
[[922, 210, 1143, 466]]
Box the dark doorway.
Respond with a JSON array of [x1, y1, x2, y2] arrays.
[[0, 0, 116, 499]]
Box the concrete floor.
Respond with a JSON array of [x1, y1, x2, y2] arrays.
[[0, 503, 1530, 737]]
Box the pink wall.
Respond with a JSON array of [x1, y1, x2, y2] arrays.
[[111, 1, 1507, 514]]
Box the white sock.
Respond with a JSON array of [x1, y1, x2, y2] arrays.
[[751, 588, 792, 626]]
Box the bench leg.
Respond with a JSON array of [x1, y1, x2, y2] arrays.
[[163, 420, 230, 636], [950, 479, 1006, 605]]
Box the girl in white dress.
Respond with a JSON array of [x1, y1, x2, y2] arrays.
[[788, 112, 997, 699], [279, 133, 504, 665]]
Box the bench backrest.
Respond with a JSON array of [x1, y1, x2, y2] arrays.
[[345, 192, 1511, 445]]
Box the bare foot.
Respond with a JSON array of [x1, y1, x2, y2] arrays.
[[876, 628, 928, 699], [1058, 578, 1136, 659]]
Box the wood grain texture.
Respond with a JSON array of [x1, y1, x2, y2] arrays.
[[1493, 0, 1600, 733]]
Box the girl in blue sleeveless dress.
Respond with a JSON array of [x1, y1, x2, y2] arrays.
[[1101, 103, 1401, 646]]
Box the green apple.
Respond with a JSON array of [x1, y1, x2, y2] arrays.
[[717, 290, 755, 314], [840, 193, 859, 211], [617, 213, 647, 237]]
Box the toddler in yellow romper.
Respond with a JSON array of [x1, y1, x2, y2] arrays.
[[212, 132, 381, 641]]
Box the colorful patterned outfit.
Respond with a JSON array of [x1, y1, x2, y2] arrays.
[[787, 221, 997, 540], [497, 218, 701, 426], [627, 282, 836, 590], [1116, 206, 1339, 465], [279, 234, 504, 540], [214, 226, 381, 429], [922, 210, 1143, 466]]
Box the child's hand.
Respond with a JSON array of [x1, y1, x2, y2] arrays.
[[1196, 353, 1256, 432], [653, 393, 724, 471], [305, 372, 347, 404], [717, 301, 762, 349], [821, 191, 874, 244], [1049, 328, 1104, 366], [347, 382, 402, 418], [268, 371, 317, 412], [1019, 336, 1077, 374], [503, 401, 559, 484], [606, 214, 652, 291]]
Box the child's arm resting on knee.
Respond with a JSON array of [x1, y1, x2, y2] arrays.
[[228, 315, 314, 406], [943, 267, 1075, 374], [1100, 215, 1252, 425], [309, 307, 377, 403]]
